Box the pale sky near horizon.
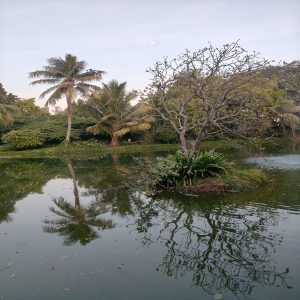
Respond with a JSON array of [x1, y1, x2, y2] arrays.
[[0, 0, 299, 108]]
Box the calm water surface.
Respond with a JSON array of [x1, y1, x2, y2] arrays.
[[0, 150, 300, 300]]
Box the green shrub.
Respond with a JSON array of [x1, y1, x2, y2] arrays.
[[151, 150, 231, 187], [222, 168, 267, 191], [151, 122, 179, 144], [8, 115, 96, 146], [1, 129, 46, 149]]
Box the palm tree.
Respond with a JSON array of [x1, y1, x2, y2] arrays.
[[29, 54, 104, 143], [80, 80, 153, 147]]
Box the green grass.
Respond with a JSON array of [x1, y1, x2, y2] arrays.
[[0, 137, 291, 159], [0, 141, 180, 159], [221, 168, 268, 191]]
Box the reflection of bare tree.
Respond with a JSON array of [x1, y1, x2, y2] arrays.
[[43, 159, 114, 246], [133, 195, 291, 298]]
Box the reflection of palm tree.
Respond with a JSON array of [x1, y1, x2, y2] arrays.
[[43, 160, 114, 245], [43, 197, 114, 245]]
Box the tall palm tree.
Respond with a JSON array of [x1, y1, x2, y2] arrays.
[[81, 80, 153, 147], [29, 54, 104, 143]]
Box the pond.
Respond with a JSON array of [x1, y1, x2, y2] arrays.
[[0, 149, 300, 300]]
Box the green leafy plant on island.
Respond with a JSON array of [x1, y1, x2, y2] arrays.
[[151, 150, 231, 187], [149, 150, 266, 193]]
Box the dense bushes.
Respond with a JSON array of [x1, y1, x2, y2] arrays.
[[151, 150, 231, 187], [1, 129, 46, 149], [1, 115, 96, 149]]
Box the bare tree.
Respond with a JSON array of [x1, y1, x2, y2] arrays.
[[145, 41, 269, 152]]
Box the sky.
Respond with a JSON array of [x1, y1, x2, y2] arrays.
[[0, 0, 299, 107]]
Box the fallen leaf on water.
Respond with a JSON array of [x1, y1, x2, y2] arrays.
[[9, 274, 15, 278], [64, 288, 71, 292]]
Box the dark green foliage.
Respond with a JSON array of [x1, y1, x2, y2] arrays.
[[0, 83, 19, 105], [2, 115, 96, 149], [151, 150, 231, 187], [222, 169, 267, 191], [1, 129, 46, 149], [151, 121, 179, 144]]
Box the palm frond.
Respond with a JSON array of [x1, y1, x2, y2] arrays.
[[30, 79, 61, 86], [45, 88, 66, 106]]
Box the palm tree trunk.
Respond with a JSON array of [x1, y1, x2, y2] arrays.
[[110, 134, 119, 147], [67, 160, 80, 209], [66, 95, 73, 143]]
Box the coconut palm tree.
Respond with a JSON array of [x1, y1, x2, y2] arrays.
[[81, 80, 154, 147], [29, 54, 104, 143]]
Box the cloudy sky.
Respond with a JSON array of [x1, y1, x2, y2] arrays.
[[0, 0, 299, 107]]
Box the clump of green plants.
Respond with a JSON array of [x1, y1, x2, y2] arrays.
[[1, 115, 97, 150], [151, 150, 231, 187], [149, 150, 267, 193], [222, 168, 267, 191], [1, 129, 46, 149]]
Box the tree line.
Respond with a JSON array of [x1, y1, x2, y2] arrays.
[[1, 41, 299, 150]]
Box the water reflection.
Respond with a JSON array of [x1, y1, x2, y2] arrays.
[[248, 154, 300, 170], [42, 159, 114, 245], [133, 194, 292, 298], [80, 153, 136, 216], [0, 153, 299, 299], [0, 158, 66, 223]]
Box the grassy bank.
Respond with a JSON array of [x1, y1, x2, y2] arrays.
[[176, 168, 267, 194], [0, 137, 291, 159]]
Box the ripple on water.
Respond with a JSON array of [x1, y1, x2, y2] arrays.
[[247, 155, 300, 170]]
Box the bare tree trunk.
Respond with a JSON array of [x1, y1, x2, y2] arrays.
[[110, 134, 119, 147], [291, 127, 296, 139], [192, 130, 206, 152], [282, 124, 286, 137], [179, 132, 189, 153], [66, 96, 72, 143], [110, 152, 119, 163]]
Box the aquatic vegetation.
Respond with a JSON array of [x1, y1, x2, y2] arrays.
[[151, 150, 231, 187], [150, 150, 266, 192]]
